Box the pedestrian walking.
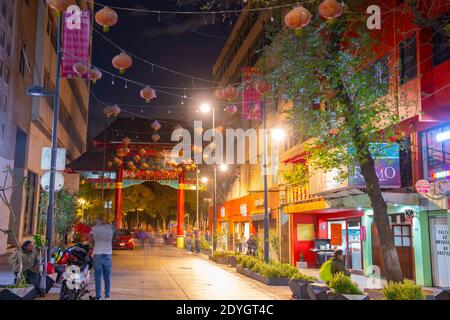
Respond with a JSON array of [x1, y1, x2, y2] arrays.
[[90, 217, 115, 300]]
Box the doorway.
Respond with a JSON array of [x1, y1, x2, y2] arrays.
[[429, 216, 450, 287], [372, 220, 414, 280]]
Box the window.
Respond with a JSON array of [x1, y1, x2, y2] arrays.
[[372, 54, 390, 96], [0, 123, 5, 141], [0, 59, 3, 78], [399, 137, 413, 188], [23, 171, 39, 236], [8, 13, 12, 28], [6, 41, 10, 56], [4, 66, 9, 84], [0, 29, 5, 47], [393, 225, 412, 247], [432, 12, 450, 66], [1, 95, 6, 113], [19, 46, 26, 76], [399, 35, 417, 84], [1, 1, 6, 17], [421, 124, 450, 180]]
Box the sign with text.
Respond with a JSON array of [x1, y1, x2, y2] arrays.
[[240, 204, 247, 217], [349, 143, 401, 189], [242, 67, 262, 121], [62, 7, 90, 78]]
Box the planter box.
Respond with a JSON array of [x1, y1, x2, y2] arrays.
[[288, 279, 314, 300], [236, 265, 290, 286], [0, 285, 36, 300], [307, 283, 330, 300], [229, 256, 238, 267], [327, 290, 370, 300], [209, 256, 230, 265]]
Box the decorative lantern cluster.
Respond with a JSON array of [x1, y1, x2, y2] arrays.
[[47, 0, 69, 12], [95, 6, 118, 33], [151, 120, 161, 132], [166, 158, 197, 174], [140, 85, 157, 103], [284, 0, 344, 34], [213, 85, 239, 115], [112, 52, 133, 75], [103, 104, 121, 118], [254, 79, 271, 96]]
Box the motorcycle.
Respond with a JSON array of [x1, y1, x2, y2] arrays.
[[58, 244, 94, 300]]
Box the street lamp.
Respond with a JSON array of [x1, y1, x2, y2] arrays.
[[201, 177, 208, 184], [219, 164, 228, 172], [271, 128, 286, 143], [200, 101, 217, 253], [26, 14, 63, 262]]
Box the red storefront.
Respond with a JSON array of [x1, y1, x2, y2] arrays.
[[290, 208, 364, 270]]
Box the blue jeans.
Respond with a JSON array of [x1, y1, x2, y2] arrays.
[[93, 254, 112, 299]]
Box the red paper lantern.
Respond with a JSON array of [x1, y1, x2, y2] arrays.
[[47, 0, 69, 12], [284, 6, 312, 32], [106, 161, 113, 168], [89, 68, 102, 84], [122, 137, 131, 145], [141, 163, 149, 170], [254, 79, 271, 96], [133, 155, 141, 163], [127, 161, 135, 170], [221, 85, 238, 101], [95, 6, 118, 33], [139, 148, 147, 156], [140, 85, 157, 103], [318, 0, 343, 20], [103, 104, 121, 118], [73, 62, 89, 76], [213, 88, 224, 101], [224, 105, 238, 115], [112, 52, 132, 75]]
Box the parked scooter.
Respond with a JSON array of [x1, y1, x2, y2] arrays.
[[58, 244, 93, 300]]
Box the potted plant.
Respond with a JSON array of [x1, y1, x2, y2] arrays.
[[382, 279, 425, 300], [288, 273, 317, 300], [327, 272, 369, 300]]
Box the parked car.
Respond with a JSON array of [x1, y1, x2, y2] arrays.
[[112, 229, 135, 250]]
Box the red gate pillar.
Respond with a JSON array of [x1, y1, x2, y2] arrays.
[[177, 173, 185, 248], [115, 165, 124, 229]]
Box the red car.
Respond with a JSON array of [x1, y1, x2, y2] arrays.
[[112, 229, 135, 250]]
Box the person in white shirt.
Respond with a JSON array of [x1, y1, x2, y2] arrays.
[[90, 217, 115, 300]]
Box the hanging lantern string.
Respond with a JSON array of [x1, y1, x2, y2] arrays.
[[61, 47, 265, 103], [88, 0, 299, 15], [87, 0, 397, 16], [93, 28, 218, 85]]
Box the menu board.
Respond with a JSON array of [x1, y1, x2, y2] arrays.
[[330, 224, 343, 246]]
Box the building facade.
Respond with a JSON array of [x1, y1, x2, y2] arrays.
[[211, 0, 449, 287], [0, 0, 92, 255]]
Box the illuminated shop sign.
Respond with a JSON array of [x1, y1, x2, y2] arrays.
[[432, 170, 450, 179]]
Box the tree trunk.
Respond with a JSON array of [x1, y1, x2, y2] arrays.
[[327, 21, 404, 283], [359, 153, 404, 282]]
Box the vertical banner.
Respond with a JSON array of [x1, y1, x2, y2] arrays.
[[242, 67, 262, 120], [330, 223, 343, 246], [61, 6, 90, 78]]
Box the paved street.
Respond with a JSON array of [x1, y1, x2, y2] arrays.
[[102, 245, 291, 300]]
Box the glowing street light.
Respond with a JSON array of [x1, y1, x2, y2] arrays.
[[219, 164, 228, 172], [201, 177, 209, 184], [271, 128, 286, 142], [199, 102, 212, 113]]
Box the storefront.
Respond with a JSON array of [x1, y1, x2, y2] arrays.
[[418, 122, 450, 287], [214, 195, 256, 252]]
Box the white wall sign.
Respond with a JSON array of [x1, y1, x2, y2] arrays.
[[220, 207, 226, 217], [41, 148, 66, 171], [40, 171, 65, 192]]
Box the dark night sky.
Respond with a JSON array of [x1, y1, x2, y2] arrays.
[[88, 0, 233, 140]]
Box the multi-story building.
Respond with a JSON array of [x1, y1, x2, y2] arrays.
[[0, 0, 92, 256], [210, 3, 290, 261], [212, 0, 450, 287]]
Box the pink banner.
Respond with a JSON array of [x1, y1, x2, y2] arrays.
[[61, 9, 90, 78], [242, 67, 262, 121]]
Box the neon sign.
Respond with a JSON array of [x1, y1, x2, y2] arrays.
[[436, 130, 450, 142], [432, 170, 450, 179]]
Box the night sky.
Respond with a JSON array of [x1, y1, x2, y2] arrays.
[[88, 0, 233, 140]]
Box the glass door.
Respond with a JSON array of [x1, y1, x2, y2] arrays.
[[347, 219, 362, 271]]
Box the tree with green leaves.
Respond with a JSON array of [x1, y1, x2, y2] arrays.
[[259, 0, 436, 282]]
